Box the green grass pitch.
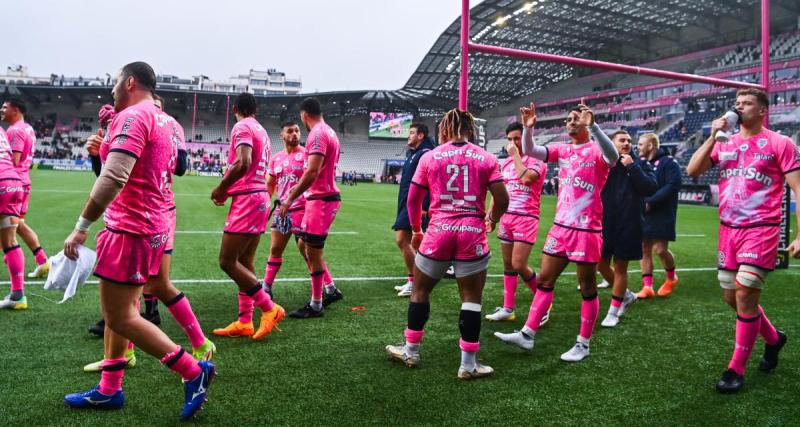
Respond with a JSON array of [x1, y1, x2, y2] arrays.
[[1, 170, 798, 426]]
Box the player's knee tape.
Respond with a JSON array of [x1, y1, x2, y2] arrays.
[[736, 265, 768, 290], [0, 217, 16, 228], [717, 270, 736, 290]]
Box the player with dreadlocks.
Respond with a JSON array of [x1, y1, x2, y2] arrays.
[[386, 108, 509, 379]]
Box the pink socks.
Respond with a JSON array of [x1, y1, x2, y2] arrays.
[[161, 347, 201, 381], [310, 271, 325, 302], [728, 313, 761, 375], [33, 246, 47, 266], [248, 284, 275, 312], [98, 358, 127, 394], [642, 274, 654, 288], [166, 293, 206, 348], [579, 294, 599, 340], [4, 245, 25, 293], [238, 292, 254, 323], [524, 285, 554, 332], [666, 268, 677, 281], [759, 306, 779, 345], [502, 272, 518, 310], [264, 257, 282, 287]]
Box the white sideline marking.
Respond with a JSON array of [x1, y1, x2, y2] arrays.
[[10, 265, 798, 286], [175, 230, 358, 235]]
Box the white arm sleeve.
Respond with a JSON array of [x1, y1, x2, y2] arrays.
[[590, 123, 620, 165], [522, 126, 548, 161]]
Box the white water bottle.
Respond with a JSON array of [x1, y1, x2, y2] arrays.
[[715, 110, 741, 143]]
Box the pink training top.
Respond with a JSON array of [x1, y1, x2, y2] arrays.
[[226, 117, 270, 196], [100, 100, 179, 234], [412, 141, 503, 221], [711, 128, 800, 227], [0, 128, 21, 182], [546, 141, 611, 231], [304, 122, 341, 200], [268, 146, 307, 211], [500, 155, 547, 218], [6, 121, 35, 186]]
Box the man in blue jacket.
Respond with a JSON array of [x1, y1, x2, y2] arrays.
[[636, 133, 682, 299], [599, 130, 658, 328], [393, 123, 435, 297]]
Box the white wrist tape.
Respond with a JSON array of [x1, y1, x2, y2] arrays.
[[75, 216, 94, 232]]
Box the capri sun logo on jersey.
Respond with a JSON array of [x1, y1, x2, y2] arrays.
[[719, 167, 773, 186], [559, 176, 595, 193]]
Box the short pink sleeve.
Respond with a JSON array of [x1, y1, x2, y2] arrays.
[[109, 111, 149, 158], [267, 155, 279, 177], [307, 129, 328, 157], [710, 141, 720, 165], [411, 152, 430, 188], [546, 144, 562, 163], [6, 127, 24, 153], [231, 123, 253, 148], [776, 135, 800, 174]]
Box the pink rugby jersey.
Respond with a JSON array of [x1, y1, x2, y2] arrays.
[[0, 128, 21, 182], [412, 141, 503, 221], [304, 122, 341, 200], [100, 100, 179, 234], [546, 142, 611, 231], [500, 155, 547, 218], [711, 128, 800, 227], [268, 146, 307, 211], [6, 120, 35, 186], [226, 117, 270, 195]]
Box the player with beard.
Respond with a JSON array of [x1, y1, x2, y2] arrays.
[[688, 88, 800, 393]]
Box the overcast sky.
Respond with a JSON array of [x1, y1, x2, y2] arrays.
[[8, 0, 483, 93]]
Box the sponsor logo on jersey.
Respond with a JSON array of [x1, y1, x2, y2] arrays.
[[567, 250, 586, 257], [719, 151, 738, 161], [754, 153, 774, 161], [739, 252, 759, 259], [581, 147, 591, 156], [757, 138, 768, 149], [739, 144, 749, 152], [476, 245, 484, 257], [719, 167, 773, 186]]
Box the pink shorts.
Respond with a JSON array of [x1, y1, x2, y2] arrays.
[[497, 213, 539, 245], [272, 208, 304, 236], [166, 207, 177, 252], [301, 199, 340, 239], [94, 228, 169, 285], [0, 181, 25, 218], [542, 224, 602, 264], [418, 216, 489, 262], [20, 185, 30, 215], [718, 224, 779, 271], [224, 191, 269, 235]]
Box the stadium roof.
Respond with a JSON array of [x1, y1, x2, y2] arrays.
[[398, 0, 797, 111]]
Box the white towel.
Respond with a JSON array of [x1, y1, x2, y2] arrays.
[[43, 246, 97, 303]]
